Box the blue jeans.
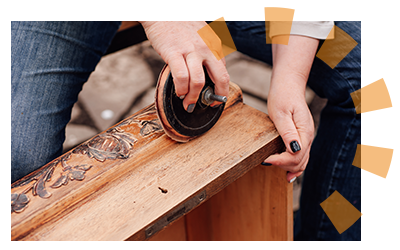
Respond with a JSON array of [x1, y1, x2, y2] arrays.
[[11, 21, 121, 183], [12, 21, 360, 240], [226, 21, 361, 240]]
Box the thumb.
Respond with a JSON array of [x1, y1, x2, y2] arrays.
[[272, 113, 302, 154]]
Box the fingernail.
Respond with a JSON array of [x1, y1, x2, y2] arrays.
[[179, 95, 185, 100], [187, 104, 195, 113], [261, 162, 272, 166], [289, 177, 297, 183], [290, 141, 301, 153]]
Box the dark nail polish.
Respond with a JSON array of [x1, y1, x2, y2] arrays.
[[290, 141, 301, 153], [261, 162, 272, 166], [187, 104, 195, 113]]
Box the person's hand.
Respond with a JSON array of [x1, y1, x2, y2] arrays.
[[140, 21, 230, 112], [262, 35, 319, 183], [264, 80, 314, 183]]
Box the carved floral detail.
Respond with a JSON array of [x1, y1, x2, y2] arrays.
[[11, 113, 156, 214], [51, 164, 92, 188], [11, 193, 30, 213], [72, 128, 137, 162], [12, 160, 58, 199], [140, 120, 162, 137]]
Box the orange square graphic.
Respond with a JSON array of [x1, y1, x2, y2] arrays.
[[197, 17, 236, 61], [316, 25, 358, 69], [320, 191, 362, 234], [265, 7, 295, 45]]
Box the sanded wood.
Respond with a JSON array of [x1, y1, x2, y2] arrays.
[[11, 82, 286, 241], [185, 164, 293, 241], [147, 216, 187, 241], [148, 163, 292, 241]]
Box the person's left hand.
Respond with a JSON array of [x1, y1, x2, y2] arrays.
[[262, 35, 319, 183], [263, 78, 315, 183]]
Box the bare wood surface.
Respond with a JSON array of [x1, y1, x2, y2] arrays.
[[148, 164, 293, 241], [11, 82, 285, 241], [185, 164, 293, 241]]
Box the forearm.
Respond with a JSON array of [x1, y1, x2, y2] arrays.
[[270, 35, 319, 99]]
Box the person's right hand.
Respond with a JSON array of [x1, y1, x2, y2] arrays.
[[140, 21, 230, 112]]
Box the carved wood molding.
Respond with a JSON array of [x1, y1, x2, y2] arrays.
[[11, 105, 163, 214], [11, 82, 287, 241]]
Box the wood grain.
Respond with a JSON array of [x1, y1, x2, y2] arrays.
[[11, 82, 287, 241], [185, 164, 292, 241]]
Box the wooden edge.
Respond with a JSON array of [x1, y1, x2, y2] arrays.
[[11, 81, 243, 240], [13, 100, 284, 240], [126, 121, 284, 241], [287, 180, 294, 240]]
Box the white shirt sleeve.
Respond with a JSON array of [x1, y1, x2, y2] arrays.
[[270, 21, 335, 40]]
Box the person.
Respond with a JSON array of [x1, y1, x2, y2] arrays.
[[225, 21, 361, 240], [11, 21, 229, 182], [11, 21, 360, 240]]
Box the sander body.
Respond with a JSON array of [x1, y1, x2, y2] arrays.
[[155, 65, 227, 142]]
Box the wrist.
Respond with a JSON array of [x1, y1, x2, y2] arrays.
[[269, 35, 318, 99], [269, 73, 307, 100]]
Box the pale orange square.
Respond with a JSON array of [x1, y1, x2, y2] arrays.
[[265, 8, 295, 45], [320, 191, 362, 234], [361, 78, 392, 113], [316, 25, 358, 69], [197, 17, 236, 60]]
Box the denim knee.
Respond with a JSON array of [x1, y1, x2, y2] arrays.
[[11, 21, 120, 182]]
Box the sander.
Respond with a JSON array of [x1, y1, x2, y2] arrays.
[[155, 65, 227, 142]]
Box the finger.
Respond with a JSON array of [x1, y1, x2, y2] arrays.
[[286, 154, 308, 183], [263, 142, 310, 171], [183, 53, 205, 112], [272, 112, 302, 154], [167, 53, 189, 99], [287, 171, 303, 183], [204, 59, 230, 106], [286, 149, 309, 180], [263, 151, 303, 170]]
